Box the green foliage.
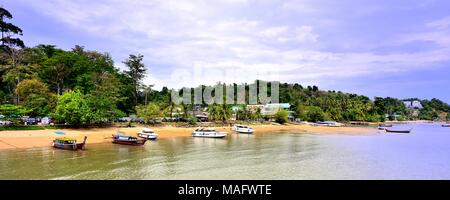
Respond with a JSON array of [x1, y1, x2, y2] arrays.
[[123, 54, 146, 105], [0, 7, 25, 52], [208, 103, 232, 122], [54, 90, 92, 125], [189, 117, 198, 125], [136, 103, 161, 123], [14, 78, 56, 116], [305, 106, 327, 122], [366, 113, 384, 122], [0, 104, 28, 117], [419, 99, 450, 120], [274, 109, 289, 124], [0, 125, 57, 131], [1, 7, 450, 127]]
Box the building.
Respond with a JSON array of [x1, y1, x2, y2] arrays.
[[260, 103, 291, 116], [403, 100, 423, 109], [403, 100, 423, 119], [247, 103, 295, 120]]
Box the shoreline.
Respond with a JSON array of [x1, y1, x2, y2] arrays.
[[0, 124, 376, 150]]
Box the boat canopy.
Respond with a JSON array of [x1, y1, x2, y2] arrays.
[[55, 137, 76, 141]]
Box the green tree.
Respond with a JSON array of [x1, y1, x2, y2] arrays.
[[42, 51, 76, 94], [15, 78, 55, 116], [0, 7, 25, 53], [274, 109, 289, 124], [123, 54, 146, 105], [136, 103, 161, 123], [0, 104, 28, 117], [85, 72, 125, 123], [306, 106, 326, 122], [54, 90, 92, 126], [207, 103, 232, 122], [295, 103, 308, 121]]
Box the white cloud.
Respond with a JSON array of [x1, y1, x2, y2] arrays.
[[15, 0, 450, 90]]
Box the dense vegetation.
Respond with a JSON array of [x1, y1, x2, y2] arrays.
[[0, 7, 449, 126]]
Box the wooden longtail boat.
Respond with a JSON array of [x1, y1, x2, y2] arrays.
[[112, 134, 147, 146], [52, 136, 87, 150], [378, 124, 393, 130], [385, 128, 412, 133]]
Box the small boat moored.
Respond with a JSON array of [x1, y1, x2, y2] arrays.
[[378, 124, 393, 130], [52, 136, 87, 150], [313, 121, 343, 127], [232, 124, 254, 134], [192, 127, 227, 138], [385, 128, 412, 133], [442, 124, 450, 127], [137, 128, 158, 140], [112, 134, 147, 145]]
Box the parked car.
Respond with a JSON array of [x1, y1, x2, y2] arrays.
[[23, 117, 38, 125], [0, 120, 12, 126]]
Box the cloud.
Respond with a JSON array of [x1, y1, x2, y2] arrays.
[[13, 0, 450, 91]]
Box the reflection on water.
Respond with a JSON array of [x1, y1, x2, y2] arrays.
[[0, 123, 449, 180]]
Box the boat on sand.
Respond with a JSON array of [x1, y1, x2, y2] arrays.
[[232, 124, 254, 134], [137, 128, 158, 140], [52, 136, 87, 150]]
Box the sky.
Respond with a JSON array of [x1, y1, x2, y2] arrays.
[[2, 0, 450, 102]]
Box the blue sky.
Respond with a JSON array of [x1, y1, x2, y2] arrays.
[[3, 0, 450, 102]]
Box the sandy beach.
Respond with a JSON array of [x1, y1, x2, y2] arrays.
[[0, 124, 376, 150]]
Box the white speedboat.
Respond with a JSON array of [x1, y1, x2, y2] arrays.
[[137, 128, 158, 140], [314, 121, 343, 127], [231, 124, 254, 134], [192, 128, 227, 138]]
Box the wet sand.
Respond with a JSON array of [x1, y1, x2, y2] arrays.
[[0, 124, 376, 150]]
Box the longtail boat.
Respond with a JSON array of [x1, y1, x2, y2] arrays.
[[378, 124, 393, 130], [385, 128, 412, 133], [112, 134, 147, 146], [52, 136, 87, 150]]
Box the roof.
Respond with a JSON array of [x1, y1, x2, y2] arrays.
[[265, 103, 291, 108]]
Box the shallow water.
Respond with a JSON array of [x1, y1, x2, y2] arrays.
[[0, 123, 449, 179]]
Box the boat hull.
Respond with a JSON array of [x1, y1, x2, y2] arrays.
[[112, 139, 147, 146], [52, 136, 87, 151], [192, 135, 227, 138], [232, 127, 254, 134], [385, 129, 411, 133], [52, 142, 85, 151], [138, 133, 158, 140], [192, 132, 227, 138], [233, 130, 254, 134], [442, 124, 450, 127]]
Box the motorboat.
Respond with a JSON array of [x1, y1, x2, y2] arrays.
[[231, 124, 254, 134], [192, 127, 227, 138], [313, 121, 343, 127], [137, 128, 158, 140]]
